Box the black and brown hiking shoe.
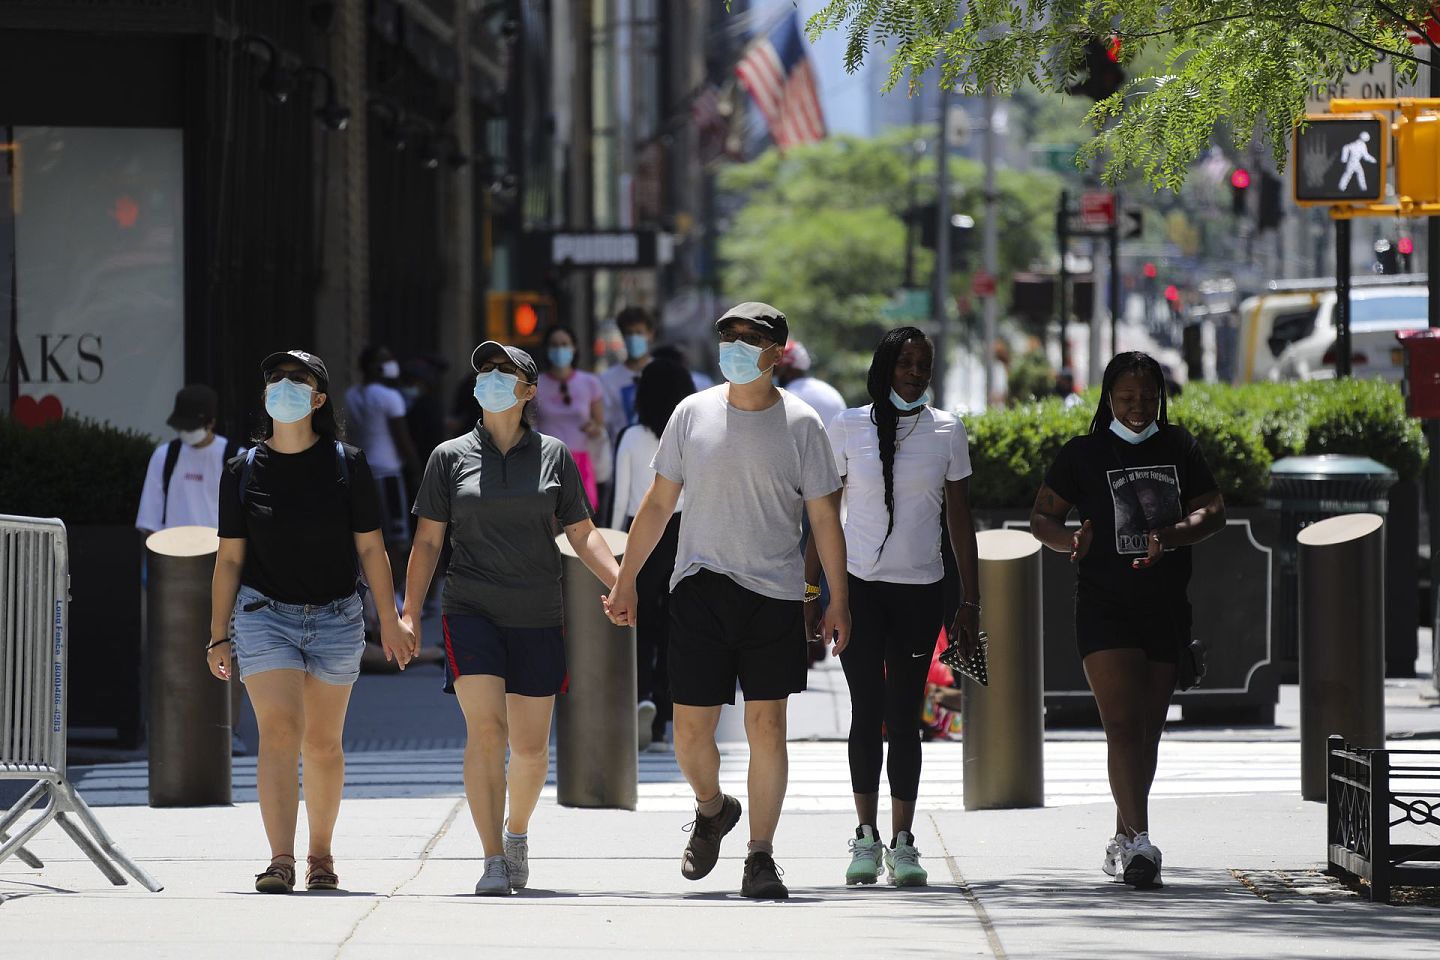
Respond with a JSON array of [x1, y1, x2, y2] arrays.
[[680, 794, 742, 880]]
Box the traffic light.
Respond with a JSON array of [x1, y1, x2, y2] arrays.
[[486, 291, 555, 349], [1258, 172, 1283, 231], [1399, 235, 1415, 272], [1230, 168, 1250, 217], [911, 204, 974, 268], [1068, 37, 1125, 101], [1142, 262, 1158, 279]]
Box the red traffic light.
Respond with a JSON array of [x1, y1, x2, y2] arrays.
[[1106, 36, 1122, 63], [1230, 168, 1251, 190], [514, 303, 540, 337], [1163, 284, 1180, 303], [1143, 262, 1158, 279], [1399, 236, 1415, 255]]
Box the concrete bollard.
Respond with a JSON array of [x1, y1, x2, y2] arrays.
[[553, 528, 637, 810], [963, 529, 1045, 810], [1298, 513, 1386, 802], [145, 526, 231, 807]]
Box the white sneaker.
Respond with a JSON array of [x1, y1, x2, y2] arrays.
[[1121, 832, 1163, 889], [474, 855, 512, 896], [638, 700, 657, 751], [845, 825, 884, 885], [1102, 833, 1127, 878], [503, 833, 529, 889]]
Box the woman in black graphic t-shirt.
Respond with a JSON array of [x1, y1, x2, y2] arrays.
[[1030, 352, 1225, 891]]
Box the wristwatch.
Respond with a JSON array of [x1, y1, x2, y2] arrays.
[[804, 583, 822, 603]]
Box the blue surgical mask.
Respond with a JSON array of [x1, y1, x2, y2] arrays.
[[889, 387, 932, 412], [474, 370, 521, 413], [624, 333, 649, 360], [1109, 414, 1160, 444], [548, 346, 575, 369], [719, 339, 773, 385], [265, 379, 315, 424]]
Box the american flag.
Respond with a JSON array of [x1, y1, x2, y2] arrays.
[[735, 11, 825, 151]]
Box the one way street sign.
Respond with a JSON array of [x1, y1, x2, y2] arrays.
[[1122, 209, 1143, 240]]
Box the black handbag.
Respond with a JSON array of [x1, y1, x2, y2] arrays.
[[939, 630, 989, 686], [1175, 636, 1207, 691]]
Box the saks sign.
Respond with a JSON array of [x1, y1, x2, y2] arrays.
[[6, 126, 184, 437]]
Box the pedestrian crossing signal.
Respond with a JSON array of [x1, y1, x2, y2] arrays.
[[486, 292, 554, 348], [1292, 114, 1387, 205]]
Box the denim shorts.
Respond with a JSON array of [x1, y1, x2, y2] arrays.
[[231, 585, 366, 685]]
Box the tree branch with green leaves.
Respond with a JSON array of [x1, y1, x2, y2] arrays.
[[806, 1, 1432, 188]]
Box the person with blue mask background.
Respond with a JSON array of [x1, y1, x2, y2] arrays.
[[532, 324, 606, 511], [209, 349, 417, 895], [804, 326, 978, 889], [1029, 351, 1226, 892], [403, 340, 619, 897], [599, 305, 658, 443]]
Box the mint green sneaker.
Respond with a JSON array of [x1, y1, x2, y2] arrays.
[[885, 831, 929, 887], [845, 825, 884, 885]]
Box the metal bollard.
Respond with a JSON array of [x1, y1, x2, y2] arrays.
[[553, 528, 637, 810], [146, 526, 231, 807], [1298, 513, 1386, 801], [963, 529, 1045, 810]]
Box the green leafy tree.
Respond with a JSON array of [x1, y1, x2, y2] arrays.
[[719, 132, 1060, 399], [808, 1, 1436, 189]]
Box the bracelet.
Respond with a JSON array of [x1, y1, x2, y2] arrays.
[[958, 601, 982, 613], [803, 583, 822, 603], [205, 638, 233, 652]]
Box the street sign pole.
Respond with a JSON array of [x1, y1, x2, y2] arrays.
[[1335, 217, 1352, 376], [934, 82, 951, 409], [1057, 189, 1069, 367], [1429, 48, 1440, 688], [1109, 193, 1122, 354]]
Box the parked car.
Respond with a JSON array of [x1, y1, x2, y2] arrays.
[[1272, 286, 1429, 382]]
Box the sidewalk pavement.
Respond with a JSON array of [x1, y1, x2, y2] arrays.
[[2, 625, 1438, 958]]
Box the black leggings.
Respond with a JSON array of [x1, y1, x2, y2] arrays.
[[633, 512, 681, 736], [839, 575, 944, 802]]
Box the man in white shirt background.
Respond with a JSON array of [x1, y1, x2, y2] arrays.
[[135, 384, 241, 536], [345, 345, 419, 552], [776, 339, 846, 430]]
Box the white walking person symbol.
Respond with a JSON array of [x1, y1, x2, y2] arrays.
[[1337, 132, 1377, 192]]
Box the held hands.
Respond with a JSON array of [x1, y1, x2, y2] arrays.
[[384, 614, 421, 670], [206, 640, 234, 681], [1131, 530, 1164, 569], [603, 577, 638, 627], [1070, 519, 1094, 563]]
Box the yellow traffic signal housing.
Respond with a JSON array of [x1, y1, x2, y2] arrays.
[[1396, 110, 1440, 204], [485, 291, 554, 349]]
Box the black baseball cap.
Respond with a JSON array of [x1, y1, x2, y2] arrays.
[[470, 340, 538, 383], [716, 302, 788, 346], [260, 349, 330, 390], [166, 384, 218, 430]]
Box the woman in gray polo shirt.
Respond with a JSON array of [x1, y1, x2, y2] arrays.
[[401, 341, 620, 897]]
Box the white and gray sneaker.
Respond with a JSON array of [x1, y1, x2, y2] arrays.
[[1121, 832, 1163, 889], [638, 700, 657, 751], [845, 825, 884, 885], [503, 833, 530, 890], [474, 855, 512, 896], [1102, 833, 1128, 879]]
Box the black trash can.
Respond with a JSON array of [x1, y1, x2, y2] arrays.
[[1267, 455, 1397, 683]]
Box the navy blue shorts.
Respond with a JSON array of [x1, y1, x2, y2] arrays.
[[441, 614, 567, 697]]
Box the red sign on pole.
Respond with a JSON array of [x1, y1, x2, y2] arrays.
[[972, 270, 997, 298], [1079, 191, 1116, 228]]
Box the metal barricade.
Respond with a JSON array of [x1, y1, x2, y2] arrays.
[[0, 515, 162, 891]]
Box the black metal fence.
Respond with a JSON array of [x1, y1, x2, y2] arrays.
[[1327, 735, 1440, 902]]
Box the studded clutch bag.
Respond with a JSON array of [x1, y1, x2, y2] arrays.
[[939, 630, 989, 686]]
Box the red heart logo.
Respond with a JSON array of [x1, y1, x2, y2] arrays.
[[12, 394, 64, 427]]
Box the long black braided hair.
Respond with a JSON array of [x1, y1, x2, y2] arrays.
[[866, 326, 932, 559], [1088, 351, 1170, 435]]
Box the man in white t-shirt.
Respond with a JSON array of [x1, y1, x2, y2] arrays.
[[777, 340, 846, 430], [135, 385, 242, 535], [345, 345, 418, 549]]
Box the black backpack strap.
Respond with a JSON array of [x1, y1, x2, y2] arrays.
[[238, 446, 259, 508], [160, 439, 182, 526], [334, 440, 349, 486]]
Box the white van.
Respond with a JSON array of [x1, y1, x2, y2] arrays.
[[1232, 290, 1325, 383], [1272, 286, 1429, 381]]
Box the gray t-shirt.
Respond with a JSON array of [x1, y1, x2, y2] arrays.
[[652, 386, 842, 600], [412, 425, 592, 627]]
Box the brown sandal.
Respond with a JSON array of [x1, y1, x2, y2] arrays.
[[306, 855, 339, 891], [255, 855, 296, 894]]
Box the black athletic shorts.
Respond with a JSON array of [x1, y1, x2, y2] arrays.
[[668, 569, 808, 706], [1074, 595, 1189, 665]]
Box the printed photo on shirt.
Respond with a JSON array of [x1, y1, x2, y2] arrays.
[[1107, 465, 1181, 554]]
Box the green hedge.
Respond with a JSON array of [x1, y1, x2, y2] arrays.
[[966, 380, 1428, 509], [0, 415, 156, 525]]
